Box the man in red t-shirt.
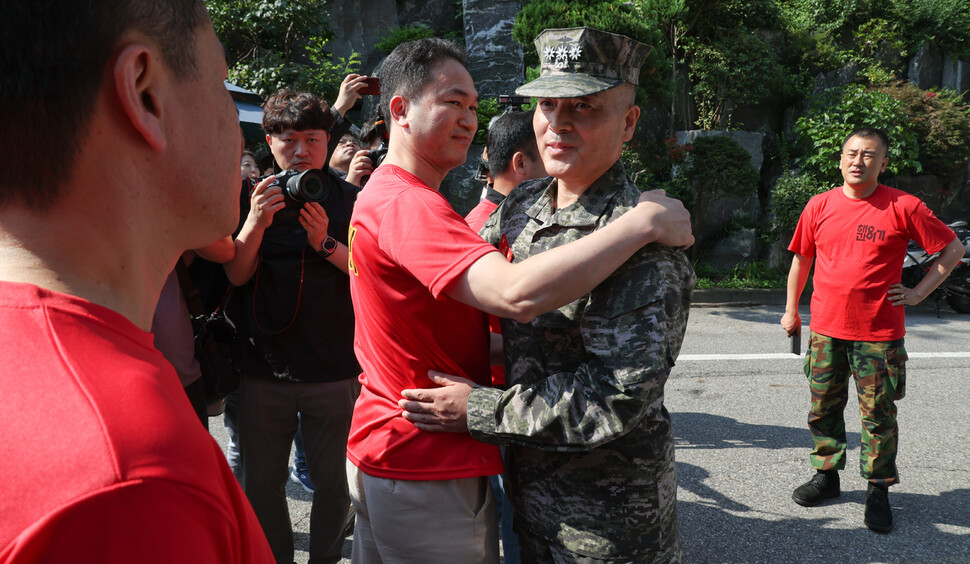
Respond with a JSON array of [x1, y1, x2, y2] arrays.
[[346, 38, 694, 562], [782, 127, 964, 533], [0, 3, 273, 562]]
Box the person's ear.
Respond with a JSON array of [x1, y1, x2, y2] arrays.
[[113, 43, 167, 151], [388, 95, 409, 128], [510, 151, 528, 178], [621, 105, 641, 143]]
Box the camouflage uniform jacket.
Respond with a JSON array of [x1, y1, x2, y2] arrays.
[[467, 160, 694, 561]]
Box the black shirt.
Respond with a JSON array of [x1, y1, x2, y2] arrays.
[[234, 170, 361, 383]]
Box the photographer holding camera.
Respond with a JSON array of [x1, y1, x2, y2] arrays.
[[224, 89, 360, 564]]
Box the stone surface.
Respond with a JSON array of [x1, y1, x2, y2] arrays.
[[463, 0, 524, 99], [908, 42, 944, 90], [398, 0, 463, 35], [325, 0, 399, 78], [942, 54, 970, 96], [705, 228, 759, 271]]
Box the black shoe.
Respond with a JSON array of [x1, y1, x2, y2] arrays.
[[792, 470, 840, 506], [864, 483, 893, 533]]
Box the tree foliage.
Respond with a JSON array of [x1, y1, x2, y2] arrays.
[[206, 0, 359, 101], [794, 84, 921, 183]]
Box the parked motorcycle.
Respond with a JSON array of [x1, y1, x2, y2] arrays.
[[901, 221, 970, 315]]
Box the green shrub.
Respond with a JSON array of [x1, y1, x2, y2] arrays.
[[474, 99, 503, 146], [794, 84, 921, 183], [374, 24, 437, 54], [678, 135, 759, 212], [770, 170, 826, 233], [876, 83, 970, 177], [683, 33, 796, 129], [694, 261, 787, 289]]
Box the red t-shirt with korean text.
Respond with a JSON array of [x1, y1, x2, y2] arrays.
[[789, 184, 955, 340]]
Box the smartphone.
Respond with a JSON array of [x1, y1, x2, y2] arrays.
[[790, 333, 801, 355], [359, 77, 380, 95]]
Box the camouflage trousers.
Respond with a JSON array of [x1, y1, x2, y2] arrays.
[[803, 332, 907, 487]]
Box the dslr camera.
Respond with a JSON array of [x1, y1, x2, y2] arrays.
[[367, 143, 388, 169], [269, 169, 331, 203]]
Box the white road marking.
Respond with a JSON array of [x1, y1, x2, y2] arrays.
[[678, 352, 970, 361]]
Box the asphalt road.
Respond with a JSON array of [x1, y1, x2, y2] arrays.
[[209, 301, 970, 563]]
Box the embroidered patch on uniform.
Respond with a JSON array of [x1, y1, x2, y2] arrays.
[[499, 234, 514, 262]]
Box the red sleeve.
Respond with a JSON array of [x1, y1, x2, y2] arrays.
[[378, 188, 497, 298], [906, 198, 956, 255], [788, 194, 820, 257], [0, 480, 274, 564]]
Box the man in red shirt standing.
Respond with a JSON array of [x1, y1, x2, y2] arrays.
[[782, 127, 965, 533]]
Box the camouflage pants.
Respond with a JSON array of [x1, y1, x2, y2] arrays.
[[516, 528, 682, 564], [803, 332, 907, 487]]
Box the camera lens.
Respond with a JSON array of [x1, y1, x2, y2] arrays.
[[283, 169, 329, 202], [302, 175, 325, 200]]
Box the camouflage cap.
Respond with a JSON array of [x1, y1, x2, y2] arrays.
[[516, 27, 652, 98]]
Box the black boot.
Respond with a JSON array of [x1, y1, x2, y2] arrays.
[[792, 470, 840, 506], [864, 483, 893, 533]]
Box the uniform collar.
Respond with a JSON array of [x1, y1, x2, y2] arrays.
[[526, 159, 626, 227]]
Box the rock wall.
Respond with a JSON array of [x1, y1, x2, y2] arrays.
[[325, 0, 398, 76], [462, 0, 524, 98]]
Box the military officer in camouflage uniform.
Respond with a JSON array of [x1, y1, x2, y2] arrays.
[[401, 27, 694, 563]]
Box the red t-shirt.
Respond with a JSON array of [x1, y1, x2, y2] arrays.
[[789, 185, 955, 340], [347, 165, 504, 480], [0, 282, 273, 563], [464, 197, 506, 387]]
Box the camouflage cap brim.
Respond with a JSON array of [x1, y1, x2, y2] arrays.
[[515, 74, 623, 98]]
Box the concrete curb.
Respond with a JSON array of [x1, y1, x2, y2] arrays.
[[692, 288, 809, 307]]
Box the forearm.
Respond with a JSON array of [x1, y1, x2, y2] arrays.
[[464, 207, 660, 322], [467, 365, 662, 451], [912, 238, 965, 300], [223, 218, 265, 285], [195, 236, 235, 264], [785, 254, 811, 313], [324, 243, 350, 275]]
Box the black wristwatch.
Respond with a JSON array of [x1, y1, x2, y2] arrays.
[[318, 235, 338, 258]]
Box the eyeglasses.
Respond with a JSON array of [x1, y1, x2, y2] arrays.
[[338, 137, 361, 148]]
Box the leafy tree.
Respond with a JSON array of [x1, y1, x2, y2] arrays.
[[206, 0, 359, 101], [794, 84, 921, 183]]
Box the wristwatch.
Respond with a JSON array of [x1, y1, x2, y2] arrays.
[[318, 235, 338, 258]]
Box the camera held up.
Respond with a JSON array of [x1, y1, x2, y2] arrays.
[[270, 169, 331, 203]]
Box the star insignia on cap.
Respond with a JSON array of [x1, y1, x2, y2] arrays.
[[545, 43, 579, 69]]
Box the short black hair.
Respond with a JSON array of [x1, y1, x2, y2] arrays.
[[486, 111, 539, 177], [262, 89, 334, 135], [378, 38, 467, 129], [0, 0, 208, 210], [359, 116, 387, 148], [844, 127, 890, 154]]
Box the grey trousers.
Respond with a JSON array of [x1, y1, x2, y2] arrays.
[[239, 373, 359, 564]]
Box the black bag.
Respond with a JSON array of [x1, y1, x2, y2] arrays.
[[175, 262, 242, 415]]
